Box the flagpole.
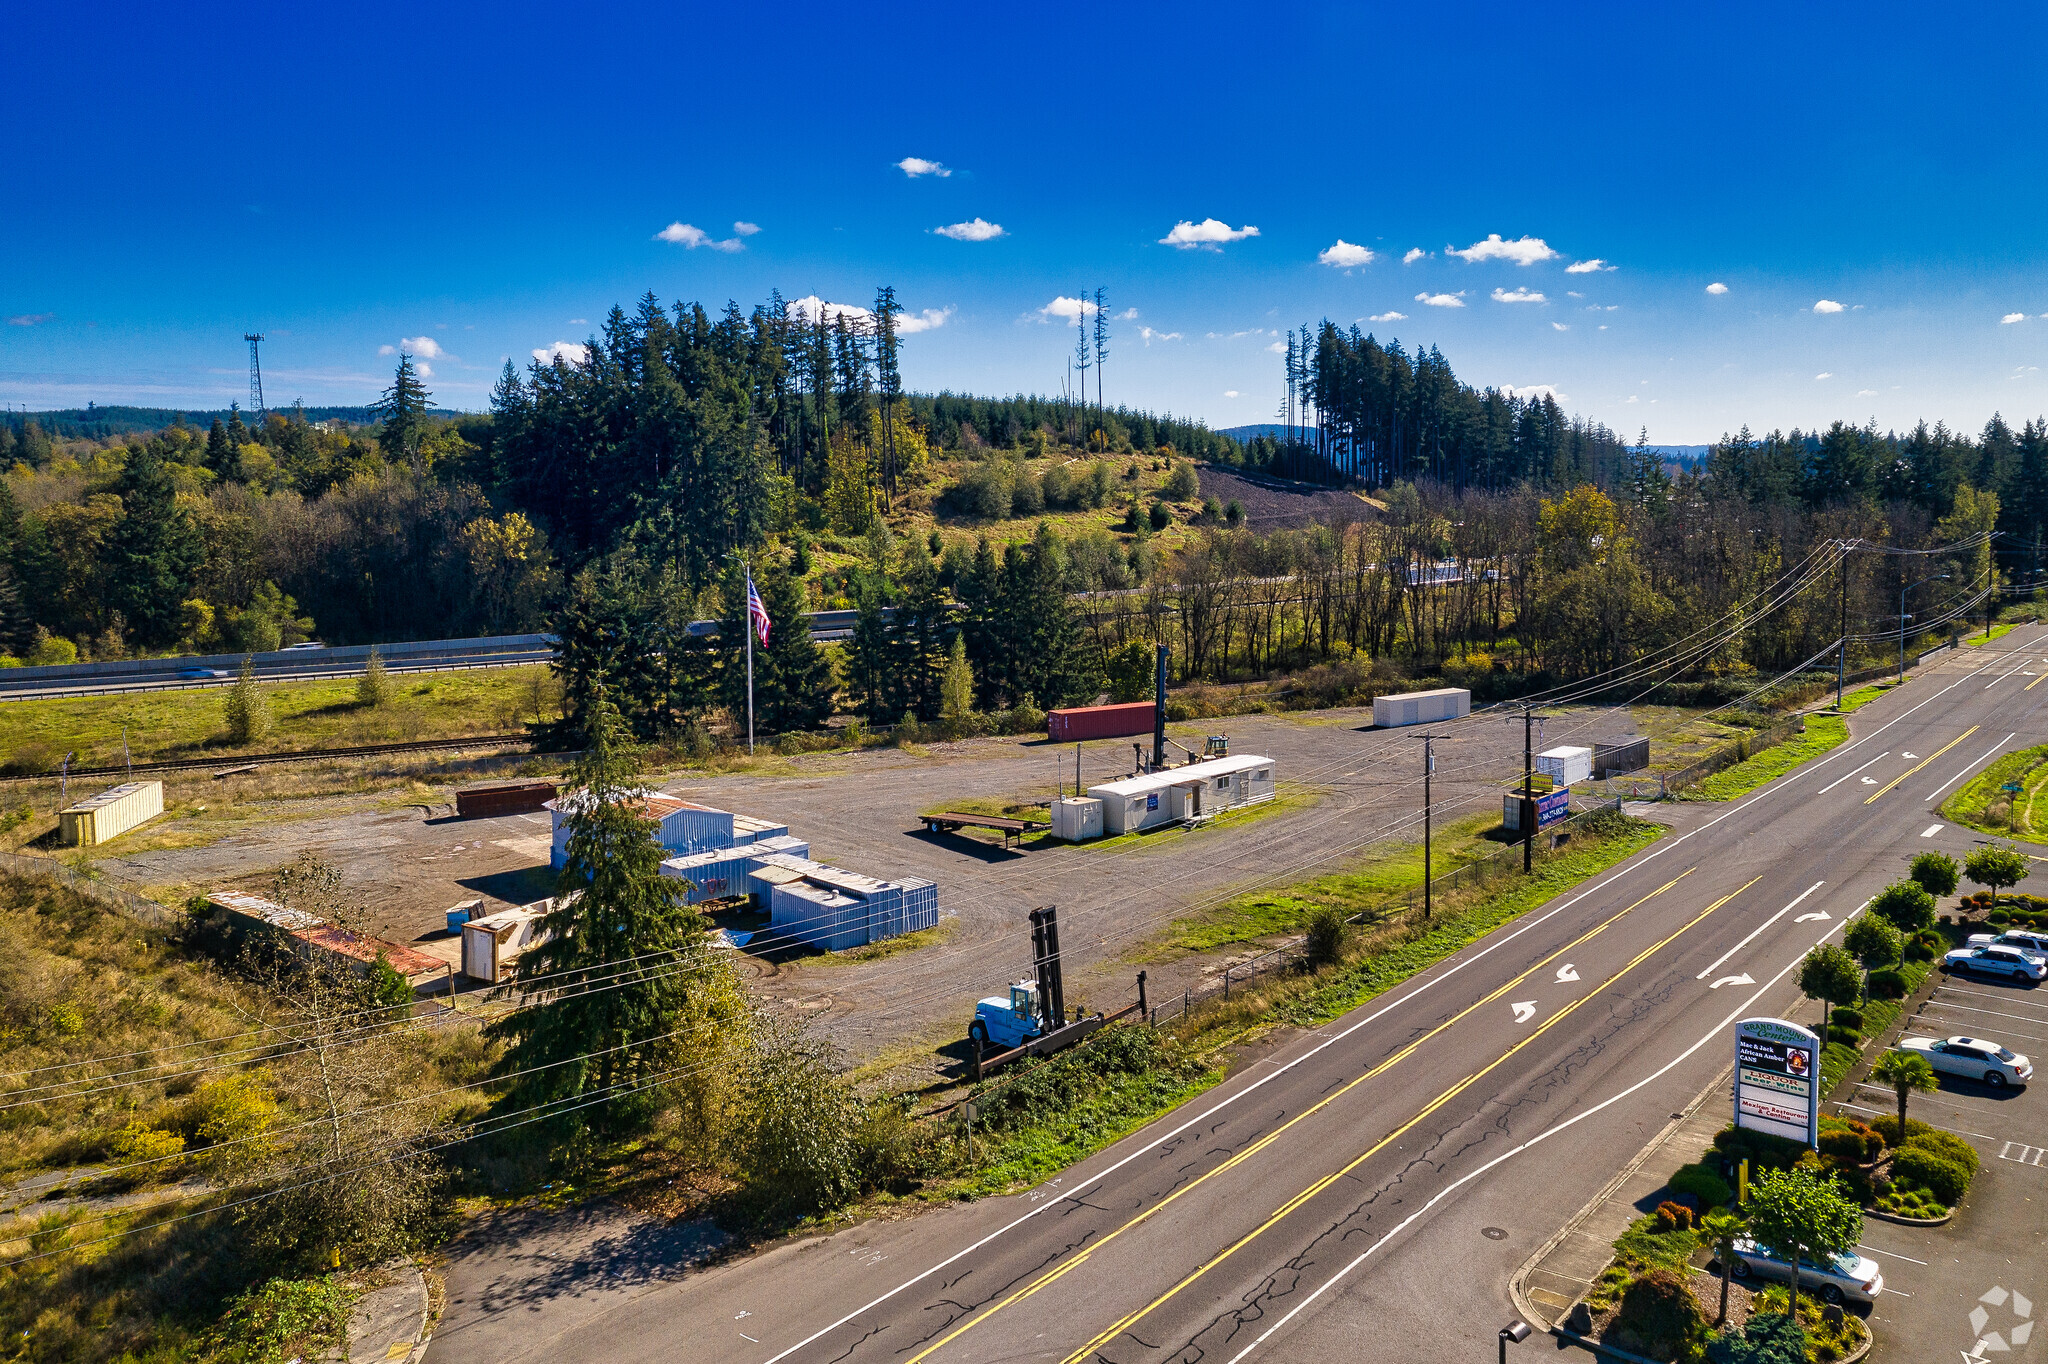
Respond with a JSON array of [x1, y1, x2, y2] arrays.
[[745, 565, 756, 755]]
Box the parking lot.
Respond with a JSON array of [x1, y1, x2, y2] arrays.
[[1833, 972, 2048, 1362]]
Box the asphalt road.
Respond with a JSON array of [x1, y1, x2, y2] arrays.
[[427, 631, 2048, 1364]]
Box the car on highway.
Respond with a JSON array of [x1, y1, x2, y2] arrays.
[[1941, 943, 2047, 982], [1897, 1035, 2034, 1088], [1727, 1238, 1883, 1303], [176, 667, 230, 680], [1967, 927, 2048, 955], [280, 641, 326, 650]]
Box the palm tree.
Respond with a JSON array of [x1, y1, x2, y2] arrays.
[[1871, 1048, 1938, 1135], [1701, 1206, 1749, 1325]]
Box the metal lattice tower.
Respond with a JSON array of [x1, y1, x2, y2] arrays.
[[243, 333, 266, 416]]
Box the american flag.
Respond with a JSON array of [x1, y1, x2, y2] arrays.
[[747, 574, 771, 646]]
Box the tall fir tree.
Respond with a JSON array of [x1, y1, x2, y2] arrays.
[[372, 351, 434, 474], [104, 440, 203, 647], [718, 556, 833, 733]]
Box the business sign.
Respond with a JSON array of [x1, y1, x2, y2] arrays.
[[1146, 793, 1160, 811], [1734, 1017, 1820, 1146], [1503, 788, 1570, 832]]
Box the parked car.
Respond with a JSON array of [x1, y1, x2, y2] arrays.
[[176, 666, 229, 680], [1941, 944, 2047, 982], [1967, 927, 2048, 955], [280, 641, 326, 651], [1897, 1035, 2033, 1088], [1727, 1238, 1883, 1303]]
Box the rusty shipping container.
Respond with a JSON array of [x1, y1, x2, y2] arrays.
[[1047, 701, 1156, 742], [456, 780, 558, 818]]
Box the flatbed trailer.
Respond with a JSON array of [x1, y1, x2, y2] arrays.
[[921, 811, 1037, 849]]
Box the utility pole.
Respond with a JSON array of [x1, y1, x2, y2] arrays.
[[1521, 709, 1551, 874], [243, 334, 266, 417], [1421, 733, 1446, 918], [1836, 541, 1851, 709]]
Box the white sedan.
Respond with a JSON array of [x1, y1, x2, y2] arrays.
[[1941, 944, 2047, 982], [1898, 1035, 2033, 1088], [1967, 927, 2048, 955], [1727, 1238, 1883, 1303]]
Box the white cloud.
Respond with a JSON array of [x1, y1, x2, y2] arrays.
[[933, 217, 1005, 241], [896, 157, 950, 177], [896, 306, 954, 334], [1565, 259, 1615, 274], [1705, 282, 1729, 295], [1492, 287, 1547, 304], [1812, 299, 1844, 313], [655, 221, 745, 252], [1367, 311, 1407, 323], [1317, 239, 1375, 268], [1137, 326, 1181, 344], [568, 318, 588, 326], [1858, 389, 1878, 396], [400, 335, 444, 358], [1567, 291, 1583, 298], [414, 362, 434, 378], [1815, 372, 1833, 380], [1266, 340, 1287, 353], [733, 221, 760, 236], [1626, 395, 1638, 403], [533, 341, 589, 366], [2003, 312, 2028, 324], [1504, 384, 1566, 402], [1551, 322, 1569, 331], [5, 312, 54, 326], [1445, 234, 1557, 266], [786, 296, 873, 326], [378, 344, 395, 355], [1223, 390, 1239, 398], [1415, 291, 1466, 308], [1402, 248, 1428, 264], [1159, 218, 1259, 250], [1117, 307, 1139, 320], [1038, 295, 1100, 322], [1599, 324, 1608, 330]]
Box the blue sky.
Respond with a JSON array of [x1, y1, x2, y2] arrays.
[[4, 1, 2045, 442]]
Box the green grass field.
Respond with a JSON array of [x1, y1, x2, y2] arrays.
[[0, 664, 561, 772], [1943, 741, 2048, 843], [1686, 714, 1848, 800]]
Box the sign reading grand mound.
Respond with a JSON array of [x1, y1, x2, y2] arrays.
[[1735, 1016, 1821, 1146]]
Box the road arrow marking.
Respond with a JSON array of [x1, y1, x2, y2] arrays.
[[1794, 911, 1830, 924], [1902, 752, 1919, 759], [1710, 974, 1755, 989], [1511, 1002, 1537, 1023], [1556, 964, 1579, 983], [1861, 776, 1879, 784]]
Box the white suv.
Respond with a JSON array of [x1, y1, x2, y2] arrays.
[[1941, 944, 2048, 982], [1966, 927, 2048, 955], [1897, 1035, 2034, 1088]]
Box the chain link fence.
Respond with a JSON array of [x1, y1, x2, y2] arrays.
[[0, 849, 183, 930]]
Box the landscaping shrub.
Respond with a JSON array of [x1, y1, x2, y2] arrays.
[[1653, 1200, 1695, 1233], [1988, 908, 2011, 926], [1892, 1146, 1972, 1205], [1711, 1124, 1809, 1174], [1904, 1128, 1980, 1174], [1870, 1114, 1933, 1148], [1668, 1162, 1734, 1209], [1866, 966, 1908, 999], [1827, 1024, 1863, 1047], [1818, 1118, 1881, 1163], [1707, 1309, 1807, 1364], [1828, 1006, 1864, 1033], [1609, 1268, 1707, 1360], [1303, 906, 1346, 968]]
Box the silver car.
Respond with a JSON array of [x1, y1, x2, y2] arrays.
[[1941, 944, 2048, 982], [1967, 928, 2048, 955], [1898, 1035, 2034, 1088], [1728, 1238, 1884, 1303]]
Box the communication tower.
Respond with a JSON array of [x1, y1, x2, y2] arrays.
[[243, 333, 266, 416]]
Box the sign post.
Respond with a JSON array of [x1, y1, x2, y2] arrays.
[[1734, 1017, 1821, 1148]]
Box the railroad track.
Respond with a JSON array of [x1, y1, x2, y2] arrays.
[[1, 733, 539, 784]]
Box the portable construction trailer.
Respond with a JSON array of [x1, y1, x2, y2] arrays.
[[1047, 701, 1157, 742], [1051, 796, 1104, 842], [1535, 745, 1594, 787], [59, 780, 163, 846], [1593, 737, 1651, 778], [461, 902, 552, 983], [1371, 688, 1471, 728], [1087, 754, 1276, 835]]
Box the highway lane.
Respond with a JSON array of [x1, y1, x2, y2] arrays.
[[422, 630, 2048, 1364]]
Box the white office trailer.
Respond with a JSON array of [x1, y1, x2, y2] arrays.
[[461, 902, 552, 983], [1535, 745, 1594, 787], [1087, 754, 1276, 836], [1051, 797, 1104, 842], [59, 780, 164, 846], [1371, 687, 1471, 728]]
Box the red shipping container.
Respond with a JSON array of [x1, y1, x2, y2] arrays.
[[1047, 701, 1157, 742], [456, 780, 558, 818]]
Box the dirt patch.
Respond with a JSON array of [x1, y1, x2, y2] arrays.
[[1194, 466, 1374, 530]]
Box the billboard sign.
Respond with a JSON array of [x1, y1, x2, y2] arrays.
[[1503, 788, 1570, 832], [1734, 1017, 1820, 1146]]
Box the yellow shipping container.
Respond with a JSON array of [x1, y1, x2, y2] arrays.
[[59, 780, 164, 846]]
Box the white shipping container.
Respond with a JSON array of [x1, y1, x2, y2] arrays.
[[1051, 797, 1104, 842], [59, 780, 164, 846], [1535, 745, 1594, 787], [461, 903, 551, 982], [1372, 688, 1471, 729]]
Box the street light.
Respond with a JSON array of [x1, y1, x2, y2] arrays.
[[1898, 573, 1949, 683], [1499, 1319, 1532, 1364]]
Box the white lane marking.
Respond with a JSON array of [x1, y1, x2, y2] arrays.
[[1696, 882, 1827, 980], [1512, 1002, 1538, 1023], [1927, 733, 2020, 802], [1999, 1142, 2047, 1166], [1854, 1081, 2026, 1117], [1902, 752, 1920, 760], [1555, 965, 1579, 983], [1710, 974, 1756, 989], [1914, 1012, 2048, 1044], [1923, 824, 1945, 837], [1818, 753, 1891, 794], [1224, 901, 1864, 1362], [1858, 1244, 1931, 1265], [1937, 984, 2048, 1011], [1836, 1101, 2003, 1143], [1916, 998, 2048, 1028]]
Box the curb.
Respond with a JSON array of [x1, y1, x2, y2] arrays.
[[1864, 1205, 1954, 1227]]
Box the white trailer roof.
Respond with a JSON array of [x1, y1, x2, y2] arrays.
[[1537, 745, 1593, 759], [1088, 753, 1272, 800]]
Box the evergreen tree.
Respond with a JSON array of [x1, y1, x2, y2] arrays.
[[372, 352, 434, 473], [486, 689, 740, 1136], [204, 418, 236, 478], [1092, 286, 1109, 421], [886, 535, 951, 720], [225, 403, 252, 450], [842, 571, 893, 720], [873, 286, 902, 499], [718, 558, 833, 733], [104, 440, 203, 647]]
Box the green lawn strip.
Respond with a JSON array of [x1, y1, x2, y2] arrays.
[[1684, 714, 1848, 801], [1162, 810, 1498, 953], [1964, 621, 2018, 647], [1838, 684, 1886, 713], [0, 664, 555, 769], [1941, 742, 2048, 844]]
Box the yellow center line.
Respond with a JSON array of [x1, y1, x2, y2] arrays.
[[2026, 671, 2048, 691], [1058, 877, 1755, 1364], [894, 866, 1700, 1364], [1865, 726, 1979, 804]]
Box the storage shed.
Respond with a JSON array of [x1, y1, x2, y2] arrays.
[[205, 889, 324, 939], [59, 781, 163, 846], [1051, 797, 1104, 842], [461, 902, 552, 983], [1594, 737, 1651, 778], [770, 882, 868, 952], [1047, 701, 1157, 742], [1087, 754, 1276, 835], [1371, 688, 1471, 728], [1535, 745, 1594, 787]]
